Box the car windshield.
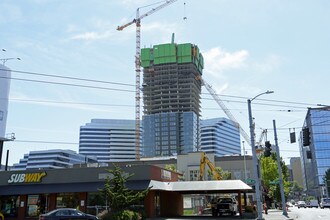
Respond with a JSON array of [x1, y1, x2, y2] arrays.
[[220, 198, 233, 203], [71, 210, 84, 216], [323, 199, 330, 203]]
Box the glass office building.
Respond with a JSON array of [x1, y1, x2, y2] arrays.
[[12, 149, 97, 170], [200, 117, 241, 157], [300, 107, 330, 198], [143, 112, 199, 157], [79, 119, 137, 162]]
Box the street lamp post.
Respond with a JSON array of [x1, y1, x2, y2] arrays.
[[248, 90, 274, 220], [242, 140, 247, 181], [0, 57, 21, 65]]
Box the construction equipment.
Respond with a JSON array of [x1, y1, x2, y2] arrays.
[[200, 78, 251, 146], [117, 0, 178, 160], [199, 152, 222, 180]]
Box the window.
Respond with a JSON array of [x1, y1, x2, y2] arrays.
[[56, 193, 79, 208], [0, 196, 19, 218]]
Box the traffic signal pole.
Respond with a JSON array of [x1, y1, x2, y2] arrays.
[[273, 120, 288, 216]]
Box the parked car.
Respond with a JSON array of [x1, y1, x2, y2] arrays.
[[308, 200, 319, 208], [320, 198, 330, 209], [210, 196, 238, 216], [39, 208, 98, 220], [297, 201, 306, 208]]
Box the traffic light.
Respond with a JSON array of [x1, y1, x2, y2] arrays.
[[264, 141, 272, 157], [302, 127, 310, 146]]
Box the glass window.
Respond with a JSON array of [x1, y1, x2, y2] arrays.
[[0, 196, 19, 218], [56, 193, 79, 209], [87, 192, 107, 216], [26, 194, 48, 217]]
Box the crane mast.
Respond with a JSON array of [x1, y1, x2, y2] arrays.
[[117, 0, 178, 160], [201, 78, 251, 146]]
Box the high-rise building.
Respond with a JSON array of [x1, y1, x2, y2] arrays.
[[289, 157, 304, 188], [300, 107, 330, 198], [141, 41, 203, 157], [200, 117, 241, 156], [12, 149, 97, 170], [79, 119, 137, 162]]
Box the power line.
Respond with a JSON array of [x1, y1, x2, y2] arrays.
[[0, 75, 135, 93], [202, 97, 309, 109], [7, 98, 135, 107], [13, 140, 78, 145], [1, 68, 324, 108], [1, 68, 135, 87]]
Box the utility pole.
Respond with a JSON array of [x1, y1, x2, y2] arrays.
[[273, 120, 288, 215], [248, 90, 274, 220]]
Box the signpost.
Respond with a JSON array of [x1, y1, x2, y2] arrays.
[[246, 178, 256, 185]]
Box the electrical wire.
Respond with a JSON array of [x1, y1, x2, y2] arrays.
[[7, 98, 135, 107], [1, 68, 134, 87], [0, 75, 135, 93], [1, 68, 324, 108]]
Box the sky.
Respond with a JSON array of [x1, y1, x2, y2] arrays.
[[1, 0, 330, 166]]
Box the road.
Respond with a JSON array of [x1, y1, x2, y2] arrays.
[[146, 206, 330, 220], [289, 206, 330, 219]]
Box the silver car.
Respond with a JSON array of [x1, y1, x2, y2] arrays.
[[320, 198, 330, 209], [297, 201, 306, 208]]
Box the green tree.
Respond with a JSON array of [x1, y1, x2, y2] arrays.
[[260, 153, 290, 203], [99, 164, 150, 214], [291, 181, 304, 200], [206, 167, 231, 180], [164, 164, 176, 172]]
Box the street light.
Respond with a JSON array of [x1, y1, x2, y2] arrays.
[[248, 90, 274, 220], [0, 57, 21, 65]]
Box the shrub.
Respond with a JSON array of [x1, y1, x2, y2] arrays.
[[100, 210, 141, 220]]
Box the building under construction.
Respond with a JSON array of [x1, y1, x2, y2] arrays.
[[141, 40, 204, 157]]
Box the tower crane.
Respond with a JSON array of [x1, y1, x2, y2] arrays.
[[117, 0, 178, 160], [200, 77, 252, 146]]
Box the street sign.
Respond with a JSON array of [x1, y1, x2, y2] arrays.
[[270, 180, 280, 185], [246, 178, 256, 184]]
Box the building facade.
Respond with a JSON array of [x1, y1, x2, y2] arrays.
[[79, 119, 137, 163], [141, 42, 203, 157], [200, 117, 241, 157], [0, 164, 182, 220], [289, 157, 304, 188], [300, 107, 330, 198], [11, 149, 97, 170]]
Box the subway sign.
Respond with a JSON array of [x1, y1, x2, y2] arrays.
[[8, 172, 47, 184]]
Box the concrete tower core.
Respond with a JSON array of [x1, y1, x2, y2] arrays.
[[141, 41, 204, 157]]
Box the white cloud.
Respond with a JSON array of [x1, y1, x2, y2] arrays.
[[203, 47, 249, 77], [70, 30, 114, 41], [252, 54, 282, 73]]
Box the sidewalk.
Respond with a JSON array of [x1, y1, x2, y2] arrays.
[[262, 208, 295, 220]]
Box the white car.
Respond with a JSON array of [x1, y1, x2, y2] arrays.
[[320, 198, 330, 209], [297, 201, 306, 208]]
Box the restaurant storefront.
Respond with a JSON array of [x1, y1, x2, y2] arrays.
[[0, 164, 181, 220]]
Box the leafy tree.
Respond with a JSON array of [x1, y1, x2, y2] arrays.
[[260, 153, 290, 203], [290, 181, 304, 200], [206, 166, 231, 180], [99, 164, 150, 214], [164, 164, 176, 172]]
